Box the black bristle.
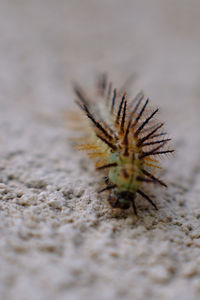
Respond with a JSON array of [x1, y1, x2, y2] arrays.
[[134, 108, 159, 137], [130, 91, 144, 110], [83, 105, 114, 141], [96, 162, 117, 170], [142, 169, 167, 187], [137, 190, 158, 210], [96, 134, 117, 151], [142, 138, 171, 147], [132, 200, 137, 215], [98, 185, 116, 193], [97, 73, 107, 96], [107, 82, 112, 101], [120, 99, 127, 133], [101, 73, 107, 96], [137, 123, 164, 147], [142, 149, 174, 158], [111, 88, 117, 113], [115, 92, 126, 125], [136, 176, 156, 183], [139, 140, 168, 159], [150, 132, 167, 139], [132, 98, 149, 128], [74, 84, 90, 107], [123, 116, 132, 156]]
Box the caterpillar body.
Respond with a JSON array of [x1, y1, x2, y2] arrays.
[[73, 74, 174, 215]]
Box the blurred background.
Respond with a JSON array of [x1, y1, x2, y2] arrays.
[[1, 0, 200, 105], [0, 1, 200, 300], [1, 0, 199, 179]]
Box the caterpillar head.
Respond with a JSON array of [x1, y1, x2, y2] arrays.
[[108, 191, 136, 210]]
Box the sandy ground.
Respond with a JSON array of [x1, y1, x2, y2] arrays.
[[0, 1, 200, 299]]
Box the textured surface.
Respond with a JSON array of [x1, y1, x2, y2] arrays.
[[0, 1, 200, 299]]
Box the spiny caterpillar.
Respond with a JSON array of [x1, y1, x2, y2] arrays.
[[73, 74, 174, 215]]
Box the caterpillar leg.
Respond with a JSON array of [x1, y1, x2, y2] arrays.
[[137, 190, 158, 210], [111, 194, 120, 208], [104, 176, 110, 184], [108, 193, 119, 208], [132, 199, 137, 215]]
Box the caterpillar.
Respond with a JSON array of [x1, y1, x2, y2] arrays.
[[72, 74, 174, 215]]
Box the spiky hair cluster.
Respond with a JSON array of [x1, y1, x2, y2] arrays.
[[73, 74, 174, 214]]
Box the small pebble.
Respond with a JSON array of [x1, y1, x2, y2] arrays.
[[17, 193, 37, 206], [150, 265, 171, 284], [181, 263, 198, 278]]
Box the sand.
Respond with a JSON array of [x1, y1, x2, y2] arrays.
[[0, 1, 200, 299]]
